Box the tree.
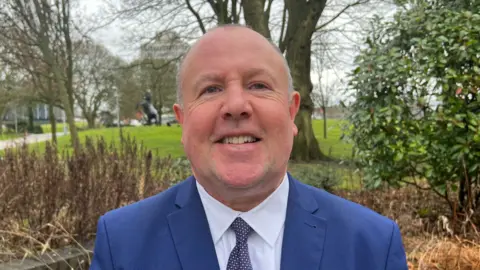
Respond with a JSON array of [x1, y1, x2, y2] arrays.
[[0, 64, 18, 133], [347, 1, 480, 216], [0, 24, 64, 141], [132, 58, 178, 124], [0, 0, 82, 151], [108, 0, 375, 161], [73, 40, 122, 128], [311, 40, 342, 139]]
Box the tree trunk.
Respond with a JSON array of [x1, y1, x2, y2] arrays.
[[27, 103, 34, 133], [156, 101, 163, 125], [243, 0, 328, 161], [49, 64, 79, 151], [322, 106, 327, 139], [291, 109, 324, 161], [242, 0, 271, 39], [283, 0, 328, 161], [39, 44, 80, 151], [0, 108, 5, 135], [63, 5, 81, 153], [48, 102, 57, 144], [86, 114, 95, 129]]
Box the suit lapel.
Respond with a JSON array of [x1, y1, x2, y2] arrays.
[[281, 174, 327, 270], [167, 177, 220, 270]]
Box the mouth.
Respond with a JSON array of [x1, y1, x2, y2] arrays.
[[216, 135, 262, 144]]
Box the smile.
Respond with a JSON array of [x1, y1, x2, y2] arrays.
[[218, 136, 261, 144]]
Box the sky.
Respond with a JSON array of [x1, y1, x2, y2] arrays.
[[76, 0, 398, 106]]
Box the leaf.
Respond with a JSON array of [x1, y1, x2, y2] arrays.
[[474, 66, 480, 74]]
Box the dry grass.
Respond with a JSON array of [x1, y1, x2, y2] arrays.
[[335, 186, 480, 239], [335, 186, 480, 269], [405, 236, 480, 270], [1, 136, 479, 269], [0, 136, 191, 263]]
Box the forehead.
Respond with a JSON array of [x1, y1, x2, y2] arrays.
[[180, 28, 286, 85]]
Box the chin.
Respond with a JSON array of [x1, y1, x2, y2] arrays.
[[216, 164, 267, 189]]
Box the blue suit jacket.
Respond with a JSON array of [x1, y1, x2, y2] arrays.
[[90, 174, 408, 270]]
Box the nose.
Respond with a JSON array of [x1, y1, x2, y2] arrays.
[[220, 85, 252, 121]]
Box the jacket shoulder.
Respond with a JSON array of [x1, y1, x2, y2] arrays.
[[100, 177, 191, 232]]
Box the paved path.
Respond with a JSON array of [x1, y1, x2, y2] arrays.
[[0, 132, 68, 150]]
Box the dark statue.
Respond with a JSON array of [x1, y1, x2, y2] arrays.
[[136, 92, 159, 125]]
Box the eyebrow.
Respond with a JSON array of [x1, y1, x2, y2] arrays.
[[244, 68, 277, 84], [192, 67, 277, 91], [193, 74, 223, 91]]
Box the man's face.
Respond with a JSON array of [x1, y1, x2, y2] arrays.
[[174, 27, 300, 198]]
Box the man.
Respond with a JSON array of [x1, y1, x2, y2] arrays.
[[90, 25, 408, 270]]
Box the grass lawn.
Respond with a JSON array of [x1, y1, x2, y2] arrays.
[[313, 119, 352, 159], [41, 122, 89, 134], [29, 125, 185, 157], [0, 133, 22, 141], [25, 119, 360, 190], [29, 119, 352, 159]]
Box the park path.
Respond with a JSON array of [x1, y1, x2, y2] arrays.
[[0, 132, 67, 150]]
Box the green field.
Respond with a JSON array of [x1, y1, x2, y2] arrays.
[[28, 119, 352, 159], [40, 122, 89, 134], [312, 119, 352, 159], [24, 119, 360, 190], [0, 133, 22, 140]]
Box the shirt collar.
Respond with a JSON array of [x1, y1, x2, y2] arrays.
[[196, 173, 289, 248]]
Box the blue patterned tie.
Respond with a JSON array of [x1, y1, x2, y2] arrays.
[[227, 217, 253, 270]]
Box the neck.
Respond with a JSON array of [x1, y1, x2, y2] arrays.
[[198, 174, 285, 212], [221, 187, 277, 212]]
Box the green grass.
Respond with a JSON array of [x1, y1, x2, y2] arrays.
[[0, 133, 22, 141], [41, 122, 89, 134], [29, 125, 185, 158], [32, 119, 351, 159], [313, 119, 352, 159], [27, 119, 361, 189]]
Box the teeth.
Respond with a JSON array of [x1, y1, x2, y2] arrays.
[[222, 136, 257, 144]]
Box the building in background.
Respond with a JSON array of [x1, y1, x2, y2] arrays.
[[2, 103, 83, 124], [139, 30, 190, 61], [136, 30, 190, 118]]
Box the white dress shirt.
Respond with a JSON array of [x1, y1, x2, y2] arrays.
[[196, 174, 289, 270]]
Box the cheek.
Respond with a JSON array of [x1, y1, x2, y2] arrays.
[[257, 102, 293, 134], [183, 106, 216, 144]]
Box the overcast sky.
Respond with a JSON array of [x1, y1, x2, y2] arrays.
[[76, 0, 397, 106]]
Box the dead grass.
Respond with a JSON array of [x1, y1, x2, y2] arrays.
[[335, 186, 480, 269], [405, 236, 480, 270], [334, 186, 480, 239], [1, 137, 479, 269], [0, 136, 191, 263]]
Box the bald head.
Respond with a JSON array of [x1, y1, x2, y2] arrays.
[[175, 24, 294, 104]]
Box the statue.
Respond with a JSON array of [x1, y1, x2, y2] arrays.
[[136, 91, 159, 125]]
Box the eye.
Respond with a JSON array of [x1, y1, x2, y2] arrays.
[[248, 82, 269, 90], [203, 85, 222, 95]]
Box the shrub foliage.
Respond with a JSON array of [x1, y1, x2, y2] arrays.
[[347, 1, 480, 215]]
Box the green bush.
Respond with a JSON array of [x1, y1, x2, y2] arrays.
[[289, 163, 340, 192], [4, 122, 43, 134], [30, 125, 43, 134], [347, 3, 480, 215]]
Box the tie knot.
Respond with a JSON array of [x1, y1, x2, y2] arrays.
[[230, 217, 252, 244]]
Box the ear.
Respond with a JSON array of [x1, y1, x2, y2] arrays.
[[173, 103, 184, 124], [173, 103, 185, 144], [289, 91, 301, 136]]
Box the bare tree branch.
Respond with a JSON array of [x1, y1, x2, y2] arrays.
[[186, 0, 206, 34], [315, 0, 368, 31]]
